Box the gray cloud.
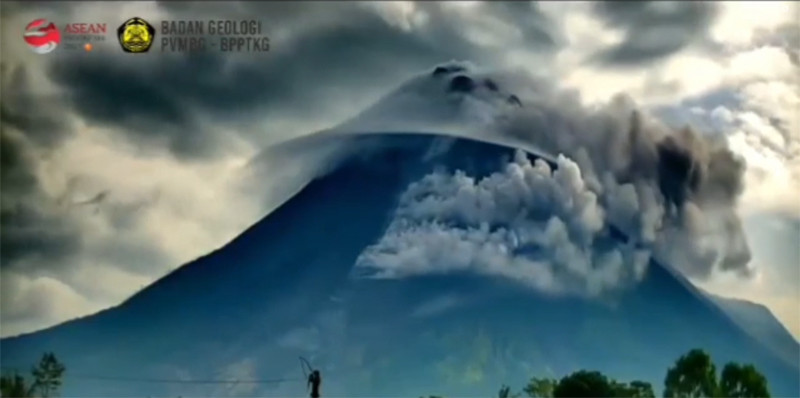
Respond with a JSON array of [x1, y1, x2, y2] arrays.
[[0, 0, 74, 18], [48, 1, 560, 160], [45, 1, 563, 159], [0, 154, 82, 270], [589, 1, 719, 66], [486, 2, 557, 47], [754, 22, 800, 66], [0, 64, 167, 278], [0, 65, 72, 149], [0, 65, 82, 269], [495, 72, 751, 279]]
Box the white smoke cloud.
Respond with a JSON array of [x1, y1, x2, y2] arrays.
[[356, 151, 650, 297]]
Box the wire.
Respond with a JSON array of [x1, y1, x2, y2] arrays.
[[59, 375, 304, 384], [299, 356, 314, 378], [1, 367, 302, 385]]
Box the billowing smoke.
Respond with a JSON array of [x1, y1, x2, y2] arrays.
[[494, 75, 752, 280], [357, 151, 651, 297], [356, 63, 753, 296]]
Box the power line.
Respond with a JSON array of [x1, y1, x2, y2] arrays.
[[0, 356, 323, 388], [57, 375, 304, 384], [0, 367, 302, 385]]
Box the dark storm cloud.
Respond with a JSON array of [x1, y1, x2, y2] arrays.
[[482, 1, 558, 47], [589, 1, 719, 66], [0, 0, 74, 18], [0, 63, 160, 273], [0, 130, 83, 269], [0, 65, 73, 149], [0, 64, 83, 269], [47, 1, 559, 159], [48, 53, 218, 159]]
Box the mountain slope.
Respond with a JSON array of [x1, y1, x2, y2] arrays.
[[707, 293, 800, 367], [1, 132, 798, 397]]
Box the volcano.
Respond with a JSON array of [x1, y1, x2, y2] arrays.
[[1, 62, 798, 397]]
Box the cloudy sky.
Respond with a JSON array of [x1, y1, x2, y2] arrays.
[[1, 1, 798, 339]]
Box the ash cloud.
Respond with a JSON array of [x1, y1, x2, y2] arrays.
[[357, 152, 650, 297], [358, 62, 753, 295], [496, 73, 752, 280]]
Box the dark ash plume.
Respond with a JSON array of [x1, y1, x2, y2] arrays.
[[492, 73, 752, 279]]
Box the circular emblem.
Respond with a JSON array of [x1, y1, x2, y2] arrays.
[[117, 17, 155, 53], [23, 19, 61, 54]]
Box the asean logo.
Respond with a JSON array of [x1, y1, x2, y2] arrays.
[[23, 19, 61, 54], [117, 17, 155, 53]]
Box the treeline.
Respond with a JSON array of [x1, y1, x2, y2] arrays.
[[1, 352, 65, 398], [1, 349, 771, 398], [424, 349, 770, 398]]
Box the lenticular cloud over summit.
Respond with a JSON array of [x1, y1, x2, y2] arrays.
[[351, 61, 753, 297]]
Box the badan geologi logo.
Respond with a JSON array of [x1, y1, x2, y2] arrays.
[[23, 18, 61, 54], [117, 17, 155, 53]]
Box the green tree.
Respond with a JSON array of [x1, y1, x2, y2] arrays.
[[629, 381, 656, 398], [30, 352, 66, 397], [523, 377, 557, 397], [719, 363, 770, 398], [1, 372, 32, 397], [553, 370, 615, 397], [663, 349, 718, 398], [613, 380, 656, 398]]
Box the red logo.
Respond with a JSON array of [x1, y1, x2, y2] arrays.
[[23, 19, 61, 54]]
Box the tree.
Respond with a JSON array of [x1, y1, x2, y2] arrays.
[[498, 384, 514, 398], [613, 380, 656, 398], [1, 372, 32, 397], [523, 377, 557, 397], [719, 363, 770, 398], [425, 348, 771, 398], [30, 352, 66, 397], [663, 349, 718, 398], [628, 381, 656, 398], [553, 370, 616, 397]]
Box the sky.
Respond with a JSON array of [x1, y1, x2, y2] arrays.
[[0, 1, 798, 339]]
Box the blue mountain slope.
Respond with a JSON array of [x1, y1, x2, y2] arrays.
[[1, 132, 798, 397], [706, 293, 799, 367]]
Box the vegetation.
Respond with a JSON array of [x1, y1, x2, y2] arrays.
[[0, 349, 769, 398], [719, 363, 769, 398], [425, 348, 770, 398], [522, 377, 557, 398], [664, 349, 718, 398], [1, 352, 66, 398]]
